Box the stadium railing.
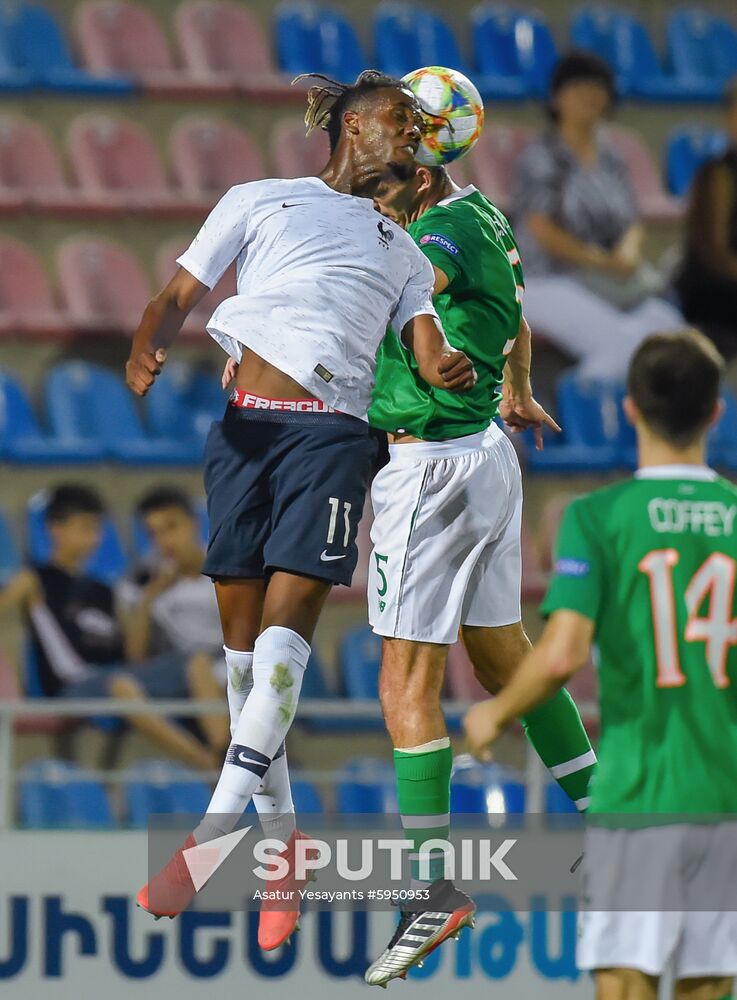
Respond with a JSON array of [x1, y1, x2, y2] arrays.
[[0, 696, 597, 829]]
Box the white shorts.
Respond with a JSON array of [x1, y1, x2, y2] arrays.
[[368, 424, 522, 645], [578, 824, 737, 977]]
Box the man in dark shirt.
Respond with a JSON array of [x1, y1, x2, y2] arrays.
[[0, 484, 223, 769]]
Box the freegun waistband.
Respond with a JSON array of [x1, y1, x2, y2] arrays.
[[229, 389, 339, 413]]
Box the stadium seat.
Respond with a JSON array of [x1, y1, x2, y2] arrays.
[[75, 0, 189, 95], [45, 361, 196, 465], [276, 4, 367, 82], [0, 510, 19, 584], [545, 781, 579, 815], [451, 757, 526, 816], [0, 116, 72, 214], [336, 759, 397, 813], [169, 116, 266, 201], [710, 390, 737, 470], [175, 1, 290, 98], [339, 625, 383, 730], [0, 370, 103, 464], [666, 125, 728, 197], [0, 2, 133, 94], [466, 124, 533, 208], [604, 124, 681, 222], [19, 758, 114, 829], [667, 10, 737, 100], [0, 239, 68, 338], [26, 487, 127, 583], [570, 7, 719, 102], [270, 118, 330, 179], [537, 492, 580, 572], [67, 115, 173, 212], [0, 22, 33, 92], [528, 374, 624, 472], [470, 5, 557, 99], [56, 236, 151, 332], [291, 778, 324, 813], [374, 3, 467, 78], [146, 361, 226, 446], [122, 760, 212, 827], [155, 237, 237, 338]]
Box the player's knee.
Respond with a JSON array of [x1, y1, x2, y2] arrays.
[[110, 674, 144, 699], [186, 651, 213, 687]]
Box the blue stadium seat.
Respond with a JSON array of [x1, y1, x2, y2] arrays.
[[0, 19, 32, 91], [26, 488, 127, 584], [710, 390, 737, 470], [0, 3, 134, 94], [299, 649, 355, 732], [528, 374, 624, 472], [122, 760, 212, 828], [545, 781, 579, 815], [471, 5, 557, 99], [667, 10, 737, 99], [19, 758, 114, 828], [336, 758, 396, 813], [0, 371, 103, 464], [571, 7, 719, 102], [451, 759, 526, 816], [374, 3, 467, 78], [339, 625, 384, 730], [666, 126, 728, 196], [291, 778, 324, 813], [146, 363, 226, 447], [45, 362, 196, 465], [276, 3, 367, 82], [0, 508, 19, 585]]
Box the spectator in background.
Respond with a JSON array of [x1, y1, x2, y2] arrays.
[[122, 487, 228, 750], [0, 484, 224, 769], [676, 77, 737, 358], [510, 51, 683, 379]]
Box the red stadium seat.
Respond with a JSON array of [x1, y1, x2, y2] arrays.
[[605, 125, 681, 223], [0, 239, 67, 337], [0, 116, 72, 212], [156, 237, 236, 339], [538, 492, 580, 572], [467, 124, 534, 209], [169, 116, 266, 201], [56, 236, 151, 332], [271, 118, 330, 179], [75, 0, 190, 95], [67, 114, 172, 212], [174, 0, 292, 99]]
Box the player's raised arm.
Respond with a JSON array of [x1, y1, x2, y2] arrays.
[[126, 183, 255, 396], [402, 313, 476, 392], [126, 268, 209, 397]]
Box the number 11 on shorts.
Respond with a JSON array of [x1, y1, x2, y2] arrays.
[[375, 552, 388, 612], [326, 497, 352, 546]]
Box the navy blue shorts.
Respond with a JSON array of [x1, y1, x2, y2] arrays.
[[202, 405, 377, 587]]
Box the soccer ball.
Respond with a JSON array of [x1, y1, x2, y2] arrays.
[[402, 66, 485, 166]]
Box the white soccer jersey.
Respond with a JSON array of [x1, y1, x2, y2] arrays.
[[176, 176, 438, 419]]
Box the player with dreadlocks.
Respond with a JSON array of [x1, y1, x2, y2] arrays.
[[126, 70, 476, 947]]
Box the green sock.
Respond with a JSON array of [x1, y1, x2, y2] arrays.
[[521, 688, 597, 810], [394, 741, 452, 883]]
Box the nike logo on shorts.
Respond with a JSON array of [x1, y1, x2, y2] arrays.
[[282, 202, 303, 208], [320, 551, 346, 562]]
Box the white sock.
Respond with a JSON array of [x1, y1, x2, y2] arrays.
[[224, 646, 253, 738], [254, 749, 296, 843], [195, 626, 309, 841]]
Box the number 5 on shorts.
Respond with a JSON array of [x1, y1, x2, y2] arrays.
[[375, 553, 389, 597]]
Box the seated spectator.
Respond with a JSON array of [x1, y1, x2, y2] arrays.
[[0, 484, 224, 769], [121, 487, 228, 750], [676, 77, 737, 358], [510, 51, 683, 379]]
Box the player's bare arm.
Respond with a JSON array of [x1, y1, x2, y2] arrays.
[[464, 609, 593, 760], [402, 313, 476, 391], [126, 267, 209, 397], [500, 316, 561, 449]]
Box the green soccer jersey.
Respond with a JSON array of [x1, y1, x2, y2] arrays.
[[542, 467, 737, 817], [368, 186, 523, 441]]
